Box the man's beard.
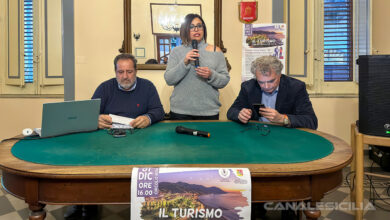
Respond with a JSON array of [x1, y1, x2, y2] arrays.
[[117, 79, 134, 90]]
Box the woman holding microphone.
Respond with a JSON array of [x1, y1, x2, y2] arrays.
[[164, 14, 230, 120]]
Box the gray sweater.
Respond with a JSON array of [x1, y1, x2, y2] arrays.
[[164, 41, 230, 116]]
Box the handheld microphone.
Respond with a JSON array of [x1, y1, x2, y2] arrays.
[[176, 126, 210, 138], [191, 40, 199, 67]]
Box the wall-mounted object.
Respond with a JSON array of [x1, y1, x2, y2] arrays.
[[133, 33, 140, 41], [239, 1, 258, 24]]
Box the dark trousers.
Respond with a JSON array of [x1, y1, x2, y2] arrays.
[[169, 111, 219, 120]]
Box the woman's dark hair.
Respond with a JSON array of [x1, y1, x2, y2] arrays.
[[180, 14, 207, 45], [114, 53, 137, 70]]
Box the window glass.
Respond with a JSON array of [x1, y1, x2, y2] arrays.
[[324, 0, 353, 81]]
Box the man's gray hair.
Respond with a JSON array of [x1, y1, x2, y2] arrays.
[[114, 53, 137, 71], [250, 55, 283, 76]]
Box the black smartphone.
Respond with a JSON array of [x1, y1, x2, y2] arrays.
[[252, 103, 265, 117]]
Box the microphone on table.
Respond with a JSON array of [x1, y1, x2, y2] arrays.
[[191, 40, 200, 67], [176, 126, 210, 138]]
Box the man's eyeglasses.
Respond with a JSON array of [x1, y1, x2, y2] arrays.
[[190, 24, 203, 31]]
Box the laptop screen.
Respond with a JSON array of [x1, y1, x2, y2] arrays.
[[40, 99, 101, 138]]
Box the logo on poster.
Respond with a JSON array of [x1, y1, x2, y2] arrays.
[[218, 168, 230, 178], [236, 169, 244, 177]]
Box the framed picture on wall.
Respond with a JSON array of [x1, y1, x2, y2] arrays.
[[135, 48, 145, 58]]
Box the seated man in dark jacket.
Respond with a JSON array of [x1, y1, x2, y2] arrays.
[[227, 55, 317, 130]]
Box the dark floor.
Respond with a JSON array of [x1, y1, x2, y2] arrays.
[[1, 153, 389, 220]]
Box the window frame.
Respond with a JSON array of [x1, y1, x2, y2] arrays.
[[156, 35, 173, 63], [0, 0, 64, 97], [286, 0, 369, 96], [312, 0, 359, 95], [24, 0, 34, 83], [323, 0, 354, 82]]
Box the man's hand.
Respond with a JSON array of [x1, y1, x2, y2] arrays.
[[238, 108, 252, 124], [260, 107, 284, 124], [131, 115, 150, 129], [98, 114, 112, 129]]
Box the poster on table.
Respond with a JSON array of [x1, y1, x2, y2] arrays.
[[131, 167, 251, 220], [242, 23, 287, 82]]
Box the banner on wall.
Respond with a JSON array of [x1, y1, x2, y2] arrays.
[[238, 1, 258, 23], [242, 23, 287, 82], [131, 167, 251, 220]]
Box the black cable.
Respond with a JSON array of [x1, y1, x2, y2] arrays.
[[346, 171, 356, 191], [366, 173, 390, 212], [369, 161, 375, 205], [1, 137, 22, 143], [1, 136, 41, 143], [387, 185, 390, 197], [240, 124, 270, 136], [369, 160, 374, 172], [345, 168, 390, 211], [345, 171, 355, 190], [369, 178, 390, 204], [356, 149, 390, 212], [106, 128, 139, 137], [1, 129, 102, 143], [368, 195, 390, 212]]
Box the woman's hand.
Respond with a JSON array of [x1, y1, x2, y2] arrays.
[[184, 49, 199, 65], [195, 67, 212, 79]]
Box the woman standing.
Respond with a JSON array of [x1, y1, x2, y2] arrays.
[[164, 14, 230, 120]]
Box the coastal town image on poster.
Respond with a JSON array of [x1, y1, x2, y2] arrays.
[[131, 168, 251, 220], [242, 23, 286, 81]]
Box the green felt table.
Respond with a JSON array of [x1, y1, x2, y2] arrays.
[[11, 122, 333, 166], [0, 121, 352, 220]]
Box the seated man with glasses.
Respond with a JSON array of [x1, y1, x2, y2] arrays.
[[227, 55, 317, 130]]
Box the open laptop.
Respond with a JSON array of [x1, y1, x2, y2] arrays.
[[34, 99, 101, 138]]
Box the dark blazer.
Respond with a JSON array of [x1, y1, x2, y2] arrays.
[[227, 75, 318, 130]]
